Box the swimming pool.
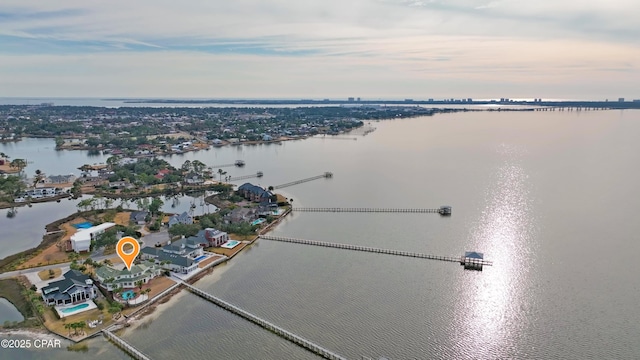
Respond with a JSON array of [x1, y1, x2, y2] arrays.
[[121, 290, 136, 300], [194, 255, 207, 262], [60, 303, 89, 313], [221, 240, 240, 249], [251, 218, 266, 226], [73, 222, 93, 229]]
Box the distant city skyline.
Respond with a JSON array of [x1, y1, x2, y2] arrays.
[[1, 1, 639, 99]]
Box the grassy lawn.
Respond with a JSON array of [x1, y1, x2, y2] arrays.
[[113, 211, 132, 226], [42, 298, 115, 339], [206, 242, 249, 257], [0, 279, 34, 318], [120, 276, 176, 316], [37, 268, 62, 281], [229, 233, 258, 241]]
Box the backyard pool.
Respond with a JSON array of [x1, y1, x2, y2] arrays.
[[250, 218, 266, 226], [60, 303, 89, 313], [221, 240, 240, 249], [72, 222, 93, 229], [121, 290, 136, 300], [194, 255, 207, 262]]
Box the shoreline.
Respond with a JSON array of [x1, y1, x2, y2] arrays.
[[0, 206, 292, 342]]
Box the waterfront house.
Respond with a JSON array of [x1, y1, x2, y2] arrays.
[[118, 157, 138, 166], [45, 174, 76, 185], [226, 207, 258, 224], [237, 183, 275, 203], [108, 180, 133, 189], [41, 270, 98, 306], [203, 228, 229, 247], [184, 172, 204, 185], [140, 228, 226, 274], [168, 211, 193, 227], [95, 262, 161, 291], [22, 187, 60, 199], [69, 222, 116, 253], [130, 211, 149, 225]]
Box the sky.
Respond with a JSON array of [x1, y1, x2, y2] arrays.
[[0, 0, 639, 100]]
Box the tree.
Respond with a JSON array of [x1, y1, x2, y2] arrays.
[[135, 280, 144, 292], [104, 198, 114, 210], [106, 155, 119, 169], [136, 198, 150, 212], [149, 197, 164, 215], [102, 258, 112, 266], [33, 169, 45, 187], [64, 323, 72, 336], [181, 160, 192, 172], [55, 137, 64, 148], [9, 159, 27, 174], [192, 160, 206, 174], [77, 198, 95, 212], [168, 223, 201, 238]]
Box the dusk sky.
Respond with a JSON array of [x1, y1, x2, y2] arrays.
[[1, 0, 639, 100]]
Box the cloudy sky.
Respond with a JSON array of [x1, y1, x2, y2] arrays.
[[1, 0, 639, 100]]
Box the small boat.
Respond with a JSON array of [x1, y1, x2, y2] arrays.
[[234, 160, 246, 167]]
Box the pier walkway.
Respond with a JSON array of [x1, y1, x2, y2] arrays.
[[176, 280, 346, 360], [274, 172, 333, 189], [291, 206, 451, 215], [259, 235, 492, 267], [103, 328, 152, 360], [228, 172, 263, 181]]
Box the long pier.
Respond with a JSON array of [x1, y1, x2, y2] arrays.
[[259, 235, 492, 267], [291, 206, 451, 215], [177, 280, 346, 360], [228, 171, 263, 181], [274, 172, 333, 189], [103, 328, 152, 360]]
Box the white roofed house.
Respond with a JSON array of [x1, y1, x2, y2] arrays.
[[69, 222, 116, 253]]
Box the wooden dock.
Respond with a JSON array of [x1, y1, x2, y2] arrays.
[[259, 235, 492, 268], [228, 171, 263, 181], [274, 172, 333, 189], [103, 328, 152, 360], [291, 206, 451, 215], [177, 280, 347, 360]]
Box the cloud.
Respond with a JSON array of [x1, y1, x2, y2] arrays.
[[0, 0, 639, 98]]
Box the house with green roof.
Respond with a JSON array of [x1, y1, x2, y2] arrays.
[[95, 262, 161, 291]]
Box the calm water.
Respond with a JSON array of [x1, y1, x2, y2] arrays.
[[3, 109, 640, 359], [0, 298, 24, 324]]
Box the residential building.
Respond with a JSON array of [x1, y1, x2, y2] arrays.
[[226, 207, 258, 224], [95, 262, 161, 291], [184, 172, 204, 185], [45, 174, 76, 185], [41, 270, 98, 306], [140, 228, 226, 274], [69, 222, 116, 253], [237, 182, 275, 203], [203, 228, 229, 247], [130, 211, 149, 225], [168, 211, 193, 227]]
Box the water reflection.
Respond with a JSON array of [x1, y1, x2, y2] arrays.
[[452, 145, 537, 359]]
